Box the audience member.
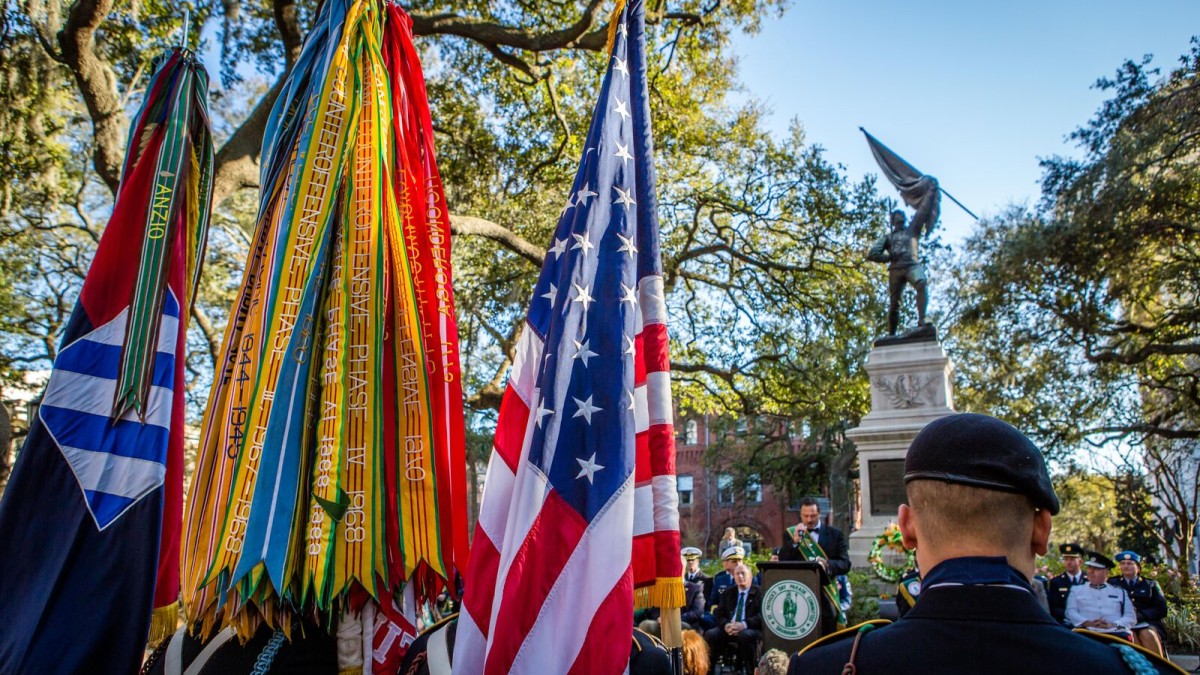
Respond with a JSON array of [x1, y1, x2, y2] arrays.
[[708, 546, 744, 608], [1065, 551, 1136, 639], [755, 648, 789, 675], [704, 563, 762, 675], [1110, 550, 1168, 656], [718, 528, 745, 557], [680, 629, 710, 675], [1048, 542, 1086, 623]]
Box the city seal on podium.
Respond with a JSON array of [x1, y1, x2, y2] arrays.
[[763, 579, 820, 640]]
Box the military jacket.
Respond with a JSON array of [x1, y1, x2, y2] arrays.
[[1109, 575, 1169, 629], [1048, 571, 1086, 622]]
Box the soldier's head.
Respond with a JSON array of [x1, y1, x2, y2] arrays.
[[682, 546, 702, 573], [890, 209, 906, 230], [898, 414, 1058, 580], [1083, 552, 1114, 585], [1060, 543, 1084, 574], [733, 563, 754, 591], [721, 546, 745, 571]]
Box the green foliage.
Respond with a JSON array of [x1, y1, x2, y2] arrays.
[[1144, 563, 1200, 653], [1051, 469, 1119, 555], [845, 569, 881, 626]]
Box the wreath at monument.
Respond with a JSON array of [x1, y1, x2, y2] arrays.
[[868, 523, 916, 583]]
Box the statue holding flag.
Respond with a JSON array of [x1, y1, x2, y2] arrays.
[[861, 129, 953, 339]]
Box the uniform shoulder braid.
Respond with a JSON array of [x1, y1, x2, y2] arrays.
[[796, 620, 891, 658], [1073, 629, 1187, 674]]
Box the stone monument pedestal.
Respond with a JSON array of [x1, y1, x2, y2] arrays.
[[847, 336, 955, 568]]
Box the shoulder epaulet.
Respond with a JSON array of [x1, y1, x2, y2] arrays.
[[631, 627, 666, 653], [796, 620, 891, 658], [1072, 629, 1187, 674], [419, 612, 459, 636]]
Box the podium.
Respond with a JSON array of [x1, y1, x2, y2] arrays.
[[756, 561, 837, 653]]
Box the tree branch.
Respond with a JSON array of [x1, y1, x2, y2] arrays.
[[449, 214, 544, 266], [57, 0, 124, 194]]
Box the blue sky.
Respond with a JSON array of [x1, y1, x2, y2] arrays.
[[730, 1, 1200, 243]]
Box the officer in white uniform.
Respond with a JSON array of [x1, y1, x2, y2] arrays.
[[1065, 551, 1136, 638]]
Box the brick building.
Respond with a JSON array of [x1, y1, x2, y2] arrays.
[[674, 413, 843, 559]]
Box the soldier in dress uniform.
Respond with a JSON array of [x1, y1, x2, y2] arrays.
[[787, 413, 1184, 675], [1110, 550, 1169, 656], [708, 546, 744, 609], [1048, 542, 1087, 624], [682, 546, 711, 590]]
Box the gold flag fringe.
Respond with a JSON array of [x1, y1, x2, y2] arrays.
[[147, 603, 179, 646], [633, 576, 685, 611], [605, 0, 629, 54]]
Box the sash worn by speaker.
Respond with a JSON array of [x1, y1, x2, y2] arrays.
[[786, 526, 846, 626]]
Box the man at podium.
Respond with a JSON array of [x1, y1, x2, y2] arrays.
[[778, 498, 850, 577]]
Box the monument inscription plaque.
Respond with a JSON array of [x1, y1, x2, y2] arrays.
[[869, 458, 906, 517]]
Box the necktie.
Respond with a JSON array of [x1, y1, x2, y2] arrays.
[[734, 591, 745, 622]]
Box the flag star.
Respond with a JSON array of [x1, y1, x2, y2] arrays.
[[541, 283, 558, 306], [616, 232, 638, 258], [614, 186, 637, 209], [617, 21, 628, 37], [623, 334, 636, 356], [613, 99, 631, 121], [572, 283, 595, 312], [625, 389, 636, 411], [575, 183, 597, 206], [573, 395, 603, 425], [573, 339, 599, 367], [571, 231, 595, 255], [560, 199, 574, 218], [614, 141, 633, 165], [548, 237, 568, 259], [620, 283, 638, 307], [576, 452, 605, 483], [536, 399, 554, 428], [613, 56, 629, 78]]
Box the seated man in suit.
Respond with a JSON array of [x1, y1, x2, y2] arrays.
[[703, 563, 762, 675], [779, 498, 851, 578]]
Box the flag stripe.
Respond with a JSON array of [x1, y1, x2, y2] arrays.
[[60, 445, 167, 498], [39, 407, 170, 462], [504, 477, 634, 674], [42, 370, 175, 429]]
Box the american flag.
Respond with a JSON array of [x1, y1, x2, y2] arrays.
[[453, 0, 680, 672]]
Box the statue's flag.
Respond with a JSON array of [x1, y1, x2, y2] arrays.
[[860, 128, 942, 235], [453, 1, 682, 672], [0, 50, 212, 673]]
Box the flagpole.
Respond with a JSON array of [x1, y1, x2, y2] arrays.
[[938, 187, 979, 221], [659, 607, 683, 672], [179, 8, 189, 49]]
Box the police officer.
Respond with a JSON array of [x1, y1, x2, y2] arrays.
[[1111, 550, 1169, 656], [787, 413, 1184, 674], [1048, 543, 1087, 623]]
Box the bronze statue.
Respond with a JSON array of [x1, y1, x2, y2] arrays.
[[861, 130, 956, 339], [867, 208, 930, 336]]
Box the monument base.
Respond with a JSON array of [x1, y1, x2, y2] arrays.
[[847, 337, 955, 568]]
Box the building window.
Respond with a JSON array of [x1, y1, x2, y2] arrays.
[[685, 419, 698, 445], [678, 474, 694, 506], [717, 473, 735, 504], [746, 476, 762, 504]]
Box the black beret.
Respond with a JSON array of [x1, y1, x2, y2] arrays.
[[1059, 543, 1084, 557], [1084, 550, 1115, 569], [904, 413, 1060, 515]]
